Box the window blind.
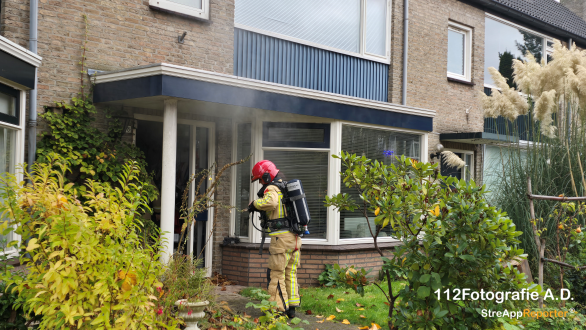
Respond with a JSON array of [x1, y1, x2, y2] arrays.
[[263, 150, 329, 239], [340, 125, 421, 239]]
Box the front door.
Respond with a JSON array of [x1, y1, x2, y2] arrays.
[[135, 117, 215, 273]]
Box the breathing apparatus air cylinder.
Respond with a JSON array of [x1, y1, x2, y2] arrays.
[[285, 179, 311, 235]]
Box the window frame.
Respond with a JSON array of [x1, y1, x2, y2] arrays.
[[447, 21, 472, 82], [234, 0, 392, 64], [337, 122, 427, 244], [230, 120, 255, 241], [149, 0, 210, 21], [231, 112, 429, 246], [0, 81, 25, 258]]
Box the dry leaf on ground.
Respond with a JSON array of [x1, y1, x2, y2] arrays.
[[342, 319, 351, 324], [357, 308, 365, 311], [316, 315, 324, 318], [317, 319, 325, 323], [360, 315, 366, 318], [358, 327, 369, 330], [326, 315, 336, 321], [336, 307, 343, 313], [356, 303, 363, 307], [327, 294, 334, 299]]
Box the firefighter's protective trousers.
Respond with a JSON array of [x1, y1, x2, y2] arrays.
[[253, 183, 302, 312]]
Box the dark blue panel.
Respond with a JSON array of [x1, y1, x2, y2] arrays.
[[234, 28, 389, 102], [0, 51, 36, 89], [93, 75, 432, 131], [93, 75, 163, 103]]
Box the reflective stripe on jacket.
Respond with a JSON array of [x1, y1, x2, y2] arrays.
[[253, 182, 289, 236]]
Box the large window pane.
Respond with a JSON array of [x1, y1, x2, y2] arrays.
[[365, 0, 387, 56], [0, 127, 16, 248], [235, 124, 252, 237], [263, 150, 328, 239], [485, 17, 543, 86], [236, 0, 361, 53], [0, 91, 15, 117], [448, 30, 465, 76], [340, 125, 421, 239]]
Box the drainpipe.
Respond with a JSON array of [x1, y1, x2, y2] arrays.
[[28, 0, 38, 173], [402, 0, 409, 105]]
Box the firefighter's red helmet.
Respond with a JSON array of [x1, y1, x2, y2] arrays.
[[251, 160, 279, 184]]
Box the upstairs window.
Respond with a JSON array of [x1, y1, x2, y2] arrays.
[[149, 0, 209, 20], [235, 0, 390, 62], [447, 22, 472, 82], [484, 15, 546, 87]]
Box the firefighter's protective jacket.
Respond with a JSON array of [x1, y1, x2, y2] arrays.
[[253, 182, 289, 236]]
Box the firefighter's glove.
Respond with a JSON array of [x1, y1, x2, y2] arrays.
[[248, 201, 259, 213]]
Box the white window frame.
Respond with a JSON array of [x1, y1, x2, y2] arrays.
[[0, 81, 26, 258], [484, 13, 551, 90], [0, 35, 41, 258], [447, 21, 472, 82], [149, 0, 209, 21], [230, 110, 429, 246], [443, 148, 474, 182], [235, 0, 392, 64], [230, 120, 255, 242]]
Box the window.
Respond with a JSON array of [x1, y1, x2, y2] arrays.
[[339, 125, 421, 239], [447, 22, 472, 82], [263, 122, 330, 148], [235, 0, 390, 61], [440, 150, 474, 182], [234, 123, 252, 237], [149, 0, 209, 20], [263, 150, 329, 239], [484, 16, 546, 87], [0, 84, 19, 126]]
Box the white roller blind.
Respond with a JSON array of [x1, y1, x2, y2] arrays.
[[263, 150, 329, 239], [236, 0, 362, 53]]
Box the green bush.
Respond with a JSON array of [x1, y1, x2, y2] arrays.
[[317, 264, 370, 296], [0, 154, 179, 329], [326, 153, 534, 329]]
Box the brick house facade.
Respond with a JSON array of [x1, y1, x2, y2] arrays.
[[1, 0, 586, 287]]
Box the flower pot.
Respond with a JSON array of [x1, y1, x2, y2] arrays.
[[175, 299, 209, 330]]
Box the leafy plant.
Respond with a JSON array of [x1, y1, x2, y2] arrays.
[[326, 153, 534, 329], [0, 154, 179, 329], [240, 287, 271, 301], [317, 264, 371, 296], [243, 300, 308, 330]]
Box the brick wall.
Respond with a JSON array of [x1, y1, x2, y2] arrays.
[[222, 243, 396, 288], [390, 0, 486, 183], [1, 0, 234, 135]]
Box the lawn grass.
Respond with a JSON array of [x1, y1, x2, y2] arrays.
[[299, 281, 405, 327], [239, 282, 405, 327]]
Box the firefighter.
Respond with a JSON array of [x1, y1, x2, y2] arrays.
[[249, 160, 302, 318]]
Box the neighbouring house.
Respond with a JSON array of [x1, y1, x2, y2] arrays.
[[0, 33, 41, 253], [0, 0, 585, 287]]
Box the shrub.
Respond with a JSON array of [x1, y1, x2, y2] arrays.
[[0, 154, 179, 329], [317, 264, 370, 296], [326, 153, 534, 329]]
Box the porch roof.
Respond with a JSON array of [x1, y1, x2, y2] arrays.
[[92, 63, 435, 132]]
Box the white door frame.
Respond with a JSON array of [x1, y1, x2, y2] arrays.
[[134, 113, 216, 276]]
